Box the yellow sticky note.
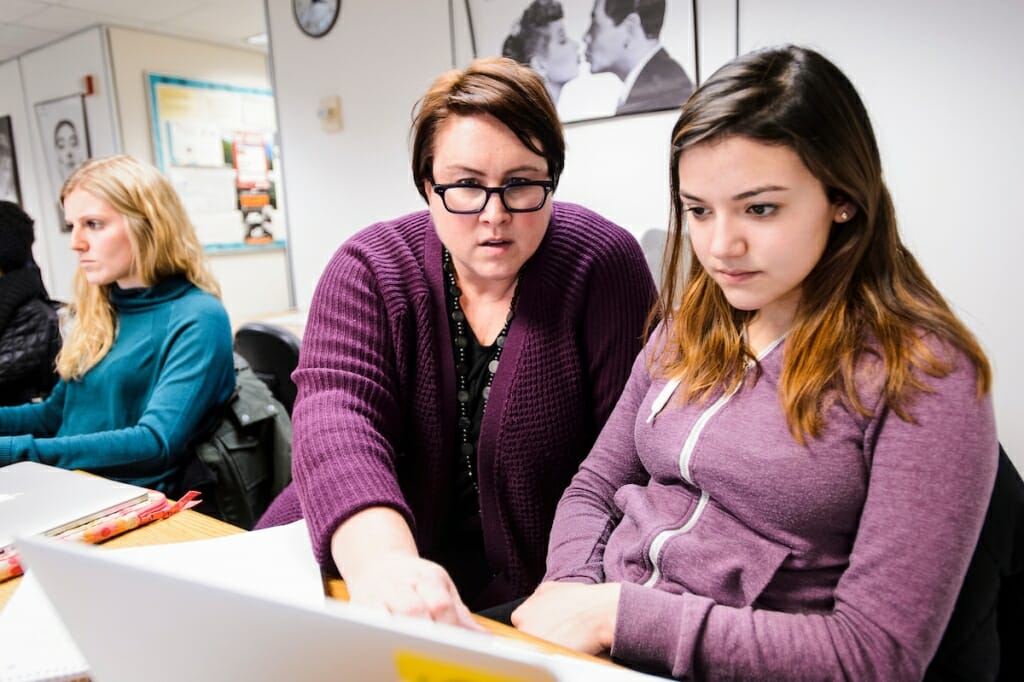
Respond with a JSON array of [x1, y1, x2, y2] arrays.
[[394, 650, 555, 682]]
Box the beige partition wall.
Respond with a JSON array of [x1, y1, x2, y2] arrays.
[[108, 26, 293, 324]]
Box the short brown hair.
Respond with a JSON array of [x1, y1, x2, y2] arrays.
[[411, 57, 565, 200]]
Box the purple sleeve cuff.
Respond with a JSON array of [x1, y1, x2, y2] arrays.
[[612, 582, 715, 678]]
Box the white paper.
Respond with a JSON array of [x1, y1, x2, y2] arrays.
[[0, 573, 88, 681], [111, 520, 323, 608]]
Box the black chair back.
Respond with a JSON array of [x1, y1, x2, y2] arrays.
[[926, 445, 1024, 681], [233, 322, 301, 415]]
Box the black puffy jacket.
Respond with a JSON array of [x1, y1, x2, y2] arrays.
[[0, 269, 61, 405]]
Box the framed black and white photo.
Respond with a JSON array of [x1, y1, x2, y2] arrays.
[[466, 0, 697, 123], [0, 115, 22, 206], [34, 93, 91, 224]]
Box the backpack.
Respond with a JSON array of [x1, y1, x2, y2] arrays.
[[185, 353, 292, 529]]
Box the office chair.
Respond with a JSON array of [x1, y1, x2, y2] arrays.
[[233, 322, 301, 415], [926, 444, 1023, 681]]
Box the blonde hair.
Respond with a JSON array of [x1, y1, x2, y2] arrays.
[[56, 155, 220, 380], [654, 46, 990, 443]]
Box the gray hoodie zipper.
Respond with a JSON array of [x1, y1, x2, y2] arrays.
[[642, 334, 786, 589]]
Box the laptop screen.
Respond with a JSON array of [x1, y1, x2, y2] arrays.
[[15, 535, 655, 681]]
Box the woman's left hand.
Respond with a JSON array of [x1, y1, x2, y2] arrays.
[[511, 581, 621, 654]]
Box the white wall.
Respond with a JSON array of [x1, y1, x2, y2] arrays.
[[3, 27, 120, 300], [18, 28, 121, 301], [0, 59, 51, 284], [735, 0, 1024, 470], [265, 0, 456, 308], [267, 0, 1023, 467]]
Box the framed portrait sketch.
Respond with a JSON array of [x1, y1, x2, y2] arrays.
[[466, 0, 697, 123], [34, 93, 91, 228], [0, 115, 22, 206]]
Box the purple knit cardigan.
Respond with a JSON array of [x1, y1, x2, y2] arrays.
[[258, 202, 657, 604]]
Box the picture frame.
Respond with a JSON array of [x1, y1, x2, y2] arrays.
[[466, 0, 698, 123], [0, 115, 23, 206], [34, 93, 91, 229]]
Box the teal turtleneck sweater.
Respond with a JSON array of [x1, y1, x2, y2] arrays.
[[0, 275, 235, 492]]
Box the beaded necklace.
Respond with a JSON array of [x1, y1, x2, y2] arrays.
[[443, 248, 520, 494]]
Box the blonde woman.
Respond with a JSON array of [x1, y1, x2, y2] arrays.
[[0, 155, 234, 493]]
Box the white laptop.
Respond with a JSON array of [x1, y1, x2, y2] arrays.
[[0, 461, 149, 554], [15, 535, 659, 682]]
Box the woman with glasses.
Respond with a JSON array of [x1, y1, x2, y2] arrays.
[[512, 45, 997, 679], [256, 56, 656, 626]]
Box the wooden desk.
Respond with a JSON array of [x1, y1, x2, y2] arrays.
[[0, 511, 609, 666], [323, 579, 611, 664]]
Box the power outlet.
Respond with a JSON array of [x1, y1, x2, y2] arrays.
[[318, 95, 342, 132]]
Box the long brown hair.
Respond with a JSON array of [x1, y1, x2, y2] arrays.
[[57, 155, 220, 380], [654, 45, 990, 441]]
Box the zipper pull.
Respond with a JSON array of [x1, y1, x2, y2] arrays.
[[647, 378, 681, 423]]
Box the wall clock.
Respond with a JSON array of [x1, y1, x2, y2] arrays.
[[293, 0, 340, 38]]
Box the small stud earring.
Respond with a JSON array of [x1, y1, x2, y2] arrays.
[[839, 211, 849, 221]]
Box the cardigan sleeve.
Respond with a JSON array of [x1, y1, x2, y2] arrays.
[[579, 228, 658, 431], [544, 348, 654, 584], [610, 350, 998, 680], [290, 243, 413, 567], [0, 296, 234, 492]]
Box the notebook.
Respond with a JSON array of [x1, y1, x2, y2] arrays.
[[15, 535, 659, 682], [0, 462, 150, 555]]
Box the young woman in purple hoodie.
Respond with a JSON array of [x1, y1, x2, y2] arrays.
[[513, 45, 997, 680]]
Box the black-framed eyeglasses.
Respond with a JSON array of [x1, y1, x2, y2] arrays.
[[431, 180, 554, 214]]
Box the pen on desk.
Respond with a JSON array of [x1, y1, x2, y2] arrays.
[[56, 492, 168, 543], [56, 489, 201, 543]]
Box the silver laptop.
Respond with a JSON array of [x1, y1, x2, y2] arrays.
[[15, 535, 658, 681], [0, 461, 149, 554]]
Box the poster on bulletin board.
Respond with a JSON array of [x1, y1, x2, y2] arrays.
[[146, 74, 285, 249]]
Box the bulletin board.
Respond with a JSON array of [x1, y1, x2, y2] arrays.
[[146, 74, 285, 249]]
